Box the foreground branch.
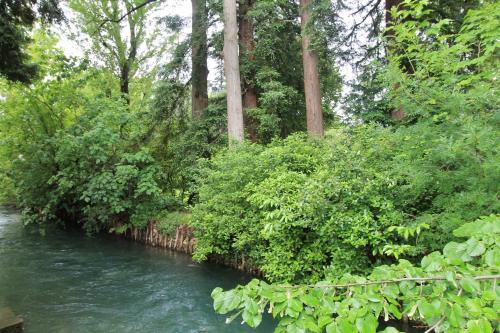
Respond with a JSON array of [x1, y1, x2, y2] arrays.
[[280, 274, 500, 289]]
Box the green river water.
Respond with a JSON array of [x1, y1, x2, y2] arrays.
[[0, 208, 275, 332]]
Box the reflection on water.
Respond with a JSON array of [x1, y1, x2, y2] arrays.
[[0, 208, 275, 333]]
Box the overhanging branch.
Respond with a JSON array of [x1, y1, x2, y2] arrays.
[[96, 0, 160, 31]]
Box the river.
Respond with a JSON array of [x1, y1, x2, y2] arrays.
[[0, 208, 275, 332]]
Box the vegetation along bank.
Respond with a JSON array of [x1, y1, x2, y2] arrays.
[[0, 0, 498, 332]]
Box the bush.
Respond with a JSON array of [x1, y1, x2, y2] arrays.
[[16, 98, 168, 232], [213, 215, 500, 333], [192, 112, 499, 283]]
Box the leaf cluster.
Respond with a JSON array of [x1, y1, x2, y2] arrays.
[[213, 215, 500, 333]]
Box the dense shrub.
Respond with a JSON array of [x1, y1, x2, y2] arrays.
[[213, 215, 500, 333], [15, 99, 169, 232], [192, 112, 499, 283]]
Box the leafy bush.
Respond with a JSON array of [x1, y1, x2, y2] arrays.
[[15, 98, 168, 232], [192, 111, 499, 283], [212, 215, 500, 333]]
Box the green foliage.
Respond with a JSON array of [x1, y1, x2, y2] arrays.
[[244, 0, 307, 137], [156, 211, 192, 237], [385, 0, 499, 121], [0, 34, 169, 231], [16, 99, 167, 232], [147, 89, 228, 202], [192, 110, 499, 283], [346, 0, 498, 123], [213, 215, 500, 332], [0, 0, 63, 82]]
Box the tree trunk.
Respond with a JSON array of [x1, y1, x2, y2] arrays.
[[300, 0, 323, 136], [385, 0, 405, 121], [223, 0, 244, 143], [120, 63, 130, 104], [191, 0, 209, 120], [238, 0, 257, 141], [239, 0, 257, 110]]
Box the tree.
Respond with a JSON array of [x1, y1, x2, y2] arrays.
[[384, 0, 406, 120], [0, 0, 63, 83], [299, 0, 324, 136], [191, 0, 209, 120], [238, 0, 257, 111], [238, 0, 258, 141], [70, 0, 161, 104], [223, 0, 244, 143]]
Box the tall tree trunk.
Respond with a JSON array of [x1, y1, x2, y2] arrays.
[[239, 0, 257, 110], [191, 0, 209, 120], [238, 0, 257, 141], [120, 4, 139, 106], [223, 0, 244, 143], [120, 63, 130, 104], [300, 0, 323, 137], [385, 0, 405, 121]]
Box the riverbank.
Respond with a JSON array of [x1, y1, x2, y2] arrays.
[[120, 221, 263, 276], [122, 221, 196, 255]]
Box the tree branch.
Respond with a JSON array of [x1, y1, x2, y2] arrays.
[[279, 274, 500, 289], [96, 0, 159, 31]]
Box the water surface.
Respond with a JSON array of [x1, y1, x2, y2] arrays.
[[0, 208, 275, 332]]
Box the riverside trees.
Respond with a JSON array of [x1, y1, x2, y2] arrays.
[[0, 0, 498, 331]]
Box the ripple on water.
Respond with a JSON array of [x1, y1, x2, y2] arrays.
[[0, 209, 275, 333]]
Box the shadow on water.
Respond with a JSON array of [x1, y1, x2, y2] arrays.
[[0, 207, 425, 333]]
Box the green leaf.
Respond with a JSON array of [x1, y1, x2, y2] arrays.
[[211, 287, 223, 298], [485, 248, 500, 268], [242, 309, 262, 328], [356, 314, 378, 333], [418, 301, 440, 323], [388, 304, 402, 320], [286, 323, 306, 333], [272, 301, 287, 317], [443, 242, 464, 265], [325, 322, 337, 333], [447, 304, 464, 328], [244, 298, 259, 314], [286, 298, 303, 318], [465, 318, 493, 333], [301, 293, 320, 307], [213, 290, 241, 314], [465, 237, 485, 257], [465, 299, 482, 316], [302, 316, 320, 332], [460, 277, 480, 293], [337, 318, 356, 333], [453, 222, 477, 238], [319, 315, 333, 328], [421, 252, 444, 272]]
